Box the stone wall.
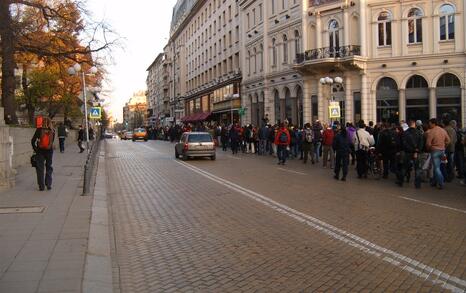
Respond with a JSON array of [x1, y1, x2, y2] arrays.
[[10, 127, 78, 169]]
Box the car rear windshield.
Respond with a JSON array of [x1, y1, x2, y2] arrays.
[[188, 134, 212, 143]]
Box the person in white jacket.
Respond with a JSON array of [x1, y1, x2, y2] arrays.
[[353, 120, 375, 178]]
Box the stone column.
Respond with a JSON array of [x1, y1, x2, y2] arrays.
[[359, 0, 367, 56], [344, 77, 353, 123], [264, 87, 274, 124], [360, 73, 370, 121], [317, 82, 325, 121], [0, 107, 15, 190], [399, 89, 406, 122], [316, 14, 322, 49], [429, 87, 436, 119], [303, 79, 312, 124], [343, 8, 349, 46]]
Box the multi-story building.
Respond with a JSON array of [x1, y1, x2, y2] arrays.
[[295, 0, 466, 125], [167, 0, 242, 125], [122, 91, 148, 130], [146, 53, 170, 126], [240, 0, 304, 126]]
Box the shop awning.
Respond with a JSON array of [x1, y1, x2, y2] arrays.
[[181, 112, 211, 123]]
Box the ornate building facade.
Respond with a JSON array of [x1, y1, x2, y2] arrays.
[[295, 0, 466, 125], [240, 0, 304, 126]]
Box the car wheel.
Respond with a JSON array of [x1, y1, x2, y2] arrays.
[[175, 150, 179, 159], [211, 154, 216, 161], [182, 154, 188, 161], [144, 139, 148, 142]]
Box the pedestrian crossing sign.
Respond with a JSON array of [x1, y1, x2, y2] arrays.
[[89, 107, 102, 119], [329, 102, 340, 118]]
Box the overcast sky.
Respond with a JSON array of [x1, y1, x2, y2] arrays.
[[87, 0, 178, 122]]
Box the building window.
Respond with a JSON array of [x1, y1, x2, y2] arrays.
[[247, 50, 251, 76], [294, 30, 301, 55], [408, 8, 423, 44], [283, 34, 288, 63], [272, 38, 277, 66], [253, 48, 257, 73], [259, 44, 264, 72], [272, 0, 275, 15], [439, 4, 455, 40], [259, 4, 263, 21], [377, 11, 392, 46], [328, 19, 340, 55]]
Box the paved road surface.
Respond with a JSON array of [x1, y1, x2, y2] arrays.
[[105, 139, 466, 292]]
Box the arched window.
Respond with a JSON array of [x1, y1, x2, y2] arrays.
[[439, 4, 455, 40], [283, 34, 288, 63], [328, 20, 340, 56], [272, 38, 277, 66], [406, 75, 429, 122], [294, 30, 301, 55], [376, 77, 399, 123], [408, 8, 423, 44], [377, 11, 392, 46], [437, 73, 461, 122]]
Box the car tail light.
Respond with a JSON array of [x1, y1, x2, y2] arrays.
[[183, 143, 189, 151]]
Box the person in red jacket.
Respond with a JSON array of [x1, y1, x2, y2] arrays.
[[274, 123, 291, 165], [322, 123, 335, 168]]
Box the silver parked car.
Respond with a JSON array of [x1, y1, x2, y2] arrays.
[[175, 132, 216, 160]]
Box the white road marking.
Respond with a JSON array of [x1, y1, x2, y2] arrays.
[[277, 167, 307, 176], [399, 196, 466, 215], [175, 160, 466, 293]]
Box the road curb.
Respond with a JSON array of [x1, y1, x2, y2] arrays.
[[82, 146, 113, 293]]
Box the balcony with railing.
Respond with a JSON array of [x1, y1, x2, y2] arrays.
[[294, 45, 365, 72], [296, 45, 361, 63]]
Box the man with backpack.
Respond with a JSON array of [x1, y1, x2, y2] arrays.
[[31, 117, 55, 191], [302, 123, 314, 164], [274, 123, 291, 165], [353, 120, 375, 179]]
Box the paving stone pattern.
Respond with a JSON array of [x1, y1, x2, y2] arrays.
[[107, 140, 466, 292], [0, 150, 91, 293]]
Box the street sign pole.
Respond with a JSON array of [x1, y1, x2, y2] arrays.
[[82, 71, 90, 153]]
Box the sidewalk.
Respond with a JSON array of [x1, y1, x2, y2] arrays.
[[0, 146, 91, 293]]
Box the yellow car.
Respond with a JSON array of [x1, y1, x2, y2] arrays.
[[132, 128, 148, 141]]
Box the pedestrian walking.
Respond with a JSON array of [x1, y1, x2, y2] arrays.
[[322, 123, 335, 168], [31, 117, 55, 191], [425, 118, 450, 189], [302, 123, 314, 164], [78, 125, 85, 153], [312, 120, 323, 163], [57, 123, 68, 153], [376, 123, 398, 179], [353, 120, 375, 179], [229, 123, 240, 155], [444, 120, 457, 182], [333, 127, 351, 181], [274, 123, 291, 165], [396, 120, 423, 188]]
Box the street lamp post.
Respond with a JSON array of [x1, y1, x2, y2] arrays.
[[68, 63, 98, 153], [319, 76, 343, 123]]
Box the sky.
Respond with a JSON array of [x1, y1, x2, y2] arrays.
[[86, 0, 178, 122]]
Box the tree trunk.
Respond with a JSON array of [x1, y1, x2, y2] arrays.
[[0, 0, 18, 124], [22, 63, 35, 125]]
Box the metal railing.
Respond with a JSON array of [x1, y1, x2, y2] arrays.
[[295, 45, 361, 64], [82, 134, 101, 196]]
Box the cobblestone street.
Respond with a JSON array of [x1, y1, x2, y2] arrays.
[[106, 140, 466, 292]]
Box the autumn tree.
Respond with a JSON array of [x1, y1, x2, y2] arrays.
[[0, 0, 118, 124]]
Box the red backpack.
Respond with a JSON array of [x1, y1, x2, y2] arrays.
[[38, 129, 53, 150]]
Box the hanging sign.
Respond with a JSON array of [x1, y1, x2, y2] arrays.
[[328, 102, 341, 118]]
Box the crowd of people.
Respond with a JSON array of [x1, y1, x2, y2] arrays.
[[148, 116, 465, 190]]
